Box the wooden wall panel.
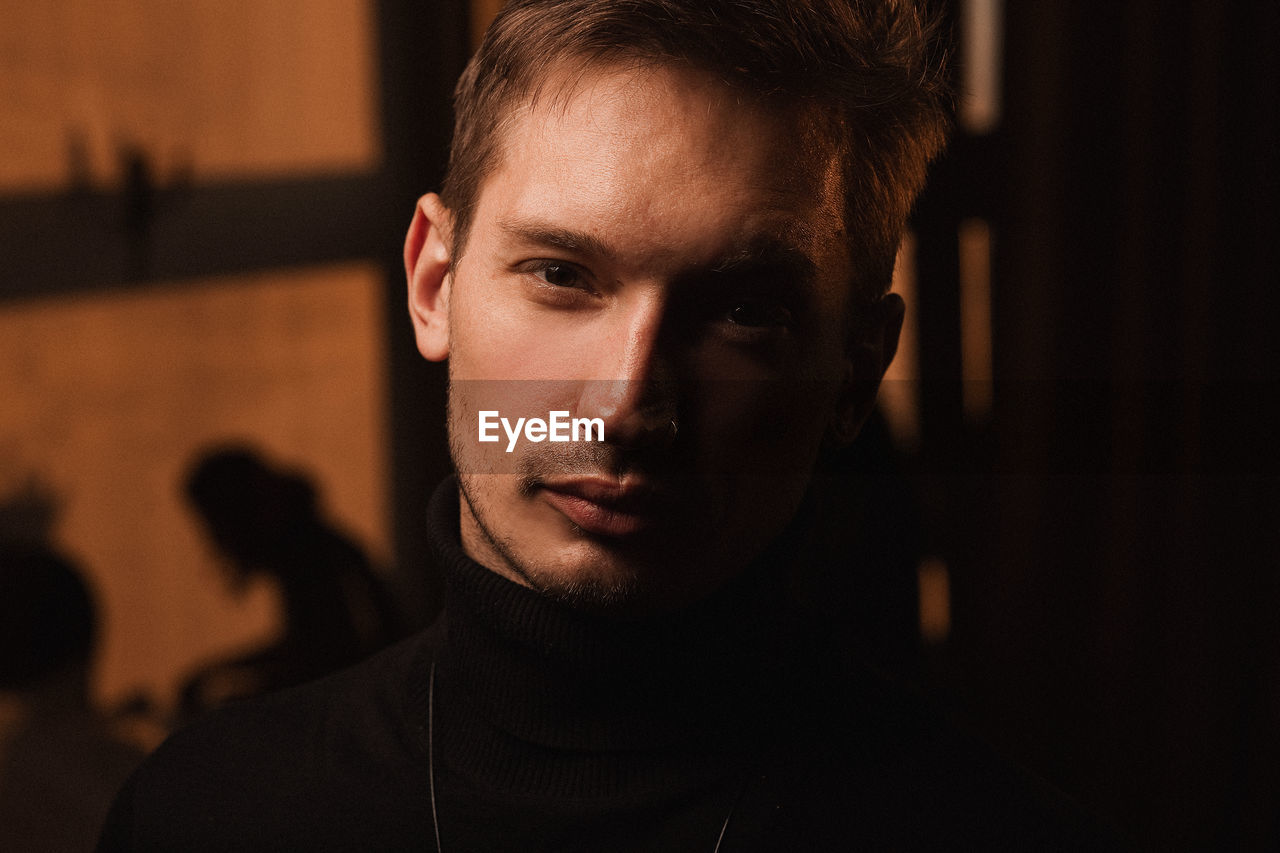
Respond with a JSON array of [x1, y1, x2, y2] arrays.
[[0, 0, 378, 192], [0, 263, 390, 711]]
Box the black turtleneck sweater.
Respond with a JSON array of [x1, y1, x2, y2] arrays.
[[99, 480, 1113, 851]]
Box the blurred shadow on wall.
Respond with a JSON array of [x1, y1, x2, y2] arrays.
[[171, 444, 406, 726], [0, 486, 145, 853]]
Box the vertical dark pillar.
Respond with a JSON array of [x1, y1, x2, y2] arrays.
[[375, 0, 470, 625]]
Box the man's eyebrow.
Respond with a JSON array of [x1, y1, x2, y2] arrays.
[[497, 217, 821, 285], [497, 218, 615, 260], [709, 239, 819, 285]]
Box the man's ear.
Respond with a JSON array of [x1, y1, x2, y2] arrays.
[[404, 193, 454, 362], [829, 293, 905, 446]]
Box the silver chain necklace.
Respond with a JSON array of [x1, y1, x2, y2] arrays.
[[427, 661, 743, 853]]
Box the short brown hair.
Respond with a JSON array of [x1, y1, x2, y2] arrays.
[[441, 0, 953, 298]]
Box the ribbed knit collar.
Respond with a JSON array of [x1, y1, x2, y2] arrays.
[[423, 477, 810, 767]]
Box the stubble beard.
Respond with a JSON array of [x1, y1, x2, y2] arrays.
[[454, 472, 643, 612], [447, 386, 646, 613]]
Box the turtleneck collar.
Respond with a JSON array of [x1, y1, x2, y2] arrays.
[[424, 477, 811, 756]]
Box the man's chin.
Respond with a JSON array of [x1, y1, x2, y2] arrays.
[[518, 542, 739, 615], [457, 475, 728, 613], [525, 567, 644, 613]]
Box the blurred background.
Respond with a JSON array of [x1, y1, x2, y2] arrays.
[[1, 0, 1276, 849]]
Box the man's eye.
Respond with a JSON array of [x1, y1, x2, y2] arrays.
[[536, 263, 582, 288], [725, 298, 792, 329]]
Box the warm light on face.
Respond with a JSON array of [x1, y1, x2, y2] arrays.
[[437, 64, 864, 612]]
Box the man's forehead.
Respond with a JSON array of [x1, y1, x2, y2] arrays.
[[476, 61, 848, 264], [496, 59, 844, 195]]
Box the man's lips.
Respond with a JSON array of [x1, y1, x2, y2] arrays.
[[539, 477, 661, 537]]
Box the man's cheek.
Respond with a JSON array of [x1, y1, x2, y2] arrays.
[[454, 304, 594, 383], [695, 381, 825, 458]]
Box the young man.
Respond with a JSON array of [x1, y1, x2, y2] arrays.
[[101, 1, 1111, 849]]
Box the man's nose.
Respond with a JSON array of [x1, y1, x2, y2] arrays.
[[576, 302, 678, 448]]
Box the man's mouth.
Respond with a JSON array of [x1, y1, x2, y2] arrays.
[[539, 477, 662, 538]]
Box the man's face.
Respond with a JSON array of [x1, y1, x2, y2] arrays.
[[409, 63, 890, 613]]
